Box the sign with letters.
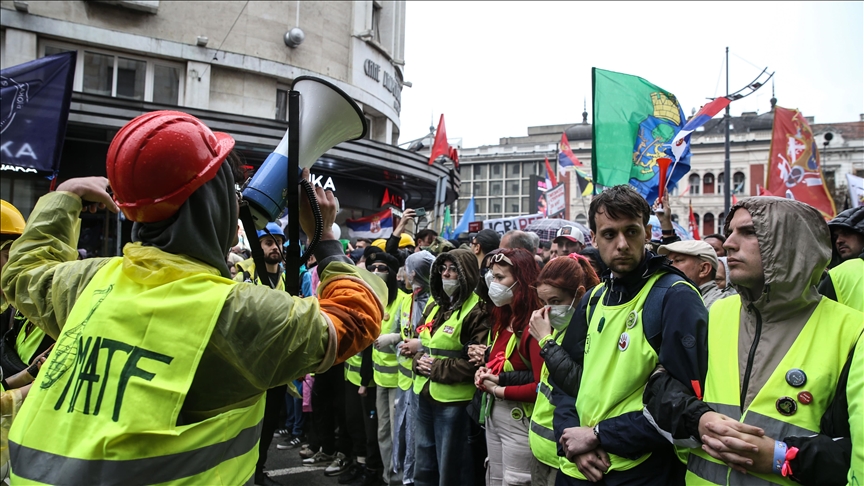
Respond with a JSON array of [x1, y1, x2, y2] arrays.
[[1, 51, 76, 173], [474, 214, 544, 235]]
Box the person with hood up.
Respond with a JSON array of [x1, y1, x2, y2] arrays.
[[645, 197, 863, 486], [0, 111, 384, 485], [818, 206, 864, 311], [412, 249, 490, 486], [392, 250, 435, 485]]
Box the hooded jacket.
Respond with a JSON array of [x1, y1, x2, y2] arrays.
[[826, 206, 864, 265], [646, 197, 860, 486], [413, 249, 490, 405]]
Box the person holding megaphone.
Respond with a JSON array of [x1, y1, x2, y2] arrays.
[[0, 110, 386, 485]]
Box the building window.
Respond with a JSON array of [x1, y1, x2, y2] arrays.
[[703, 213, 715, 237], [475, 199, 487, 214], [371, 1, 382, 43], [473, 182, 487, 197], [689, 174, 701, 195], [506, 163, 520, 178], [506, 197, 519, 214], [276, 89, 288, 121], [490, 198, 503, 215], [717, 173, 724, 193], [44, 42, 184, 105], [491, 164, 502, 178], [460, 181, 471, 195], [521, 179, 530, 194], [490, 182, 502, 196], [522, 161, 536, 176], [732, 172, 746, 194], [703, 173, 715, 195], [506, 181, 520, 195], [521, 196, 529, 212], [474, 165, 487, 179]]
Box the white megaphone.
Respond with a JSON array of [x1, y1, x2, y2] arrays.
[[242, 76, 367, 229]]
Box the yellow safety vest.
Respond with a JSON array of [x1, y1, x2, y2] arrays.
[[372, 293, 405, 388], [848, 335, 864, 486], [685, 295, 864, 485], [529, 330, 566, 467], [9, 257, 265, 485], [397, 294, 416, 391], [413, 293, 480, 402], [13, 313, 46, 368], [488, 329, 536, 418], [829, 258, 864, 313]]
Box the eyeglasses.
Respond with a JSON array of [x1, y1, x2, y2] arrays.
[[439, 264, 459, 274], [490, 253, 513, 266], [368, 264, 389, 273]]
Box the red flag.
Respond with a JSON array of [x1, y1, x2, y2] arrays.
[[544, 157, 558, 187], [765, 107, 836, 218], [688, 200, 700, 240], [657, 157, 671, 202], [448, 146, 459, 168], [731, 194, 739, 205], [428, 114, 449, 166]]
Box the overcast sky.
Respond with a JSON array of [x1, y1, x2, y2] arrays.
[[399, 1, 863, 148]]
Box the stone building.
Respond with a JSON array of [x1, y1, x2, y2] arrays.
[[1, 0, 457, 254], [457, 102, 864, 235]]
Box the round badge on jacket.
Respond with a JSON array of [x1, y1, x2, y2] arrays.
[[617, 332, 630, 352], [510, 407, 524, 421], [785, 369, 807, 388], [776, 397, 797, 416], [626, 311, 638, 329]]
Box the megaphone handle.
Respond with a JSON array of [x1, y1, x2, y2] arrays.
[[300, 178, 323, 263]]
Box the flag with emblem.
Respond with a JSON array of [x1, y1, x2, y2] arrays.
[[592, 68, 689, 202], [765, 106, 836, 218], [346, 208, 393, 239]]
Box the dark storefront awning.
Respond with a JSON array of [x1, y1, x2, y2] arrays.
[[63, 92, 459, 210]]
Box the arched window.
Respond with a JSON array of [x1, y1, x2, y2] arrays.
[[689, 174, 701, 195], [718, 212, 725, 232], [703, 173, 715, 195], [575, 213, 587, 225], [733, 172, 746, 194], [703, 212, 715, 238], [692, 213, 700, 237], [717, 173, 724, 194]]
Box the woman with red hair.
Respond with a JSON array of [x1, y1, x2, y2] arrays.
[[526, 254, 599, 485], [474, 248, 544, 485]]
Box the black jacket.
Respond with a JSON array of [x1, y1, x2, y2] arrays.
[[550, 251, 709, 461]]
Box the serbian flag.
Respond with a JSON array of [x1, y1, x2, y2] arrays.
[[669, 97, 731, 163], [346, 208, 393, 240], [558, 132, 583, 177], [765, 106, 836, 218], [428, 114, 449, 165], [688, 201, 700, 240], [544, 157, 558, 188]]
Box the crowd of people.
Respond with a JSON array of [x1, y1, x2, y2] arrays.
[[1, 110, 863, 486]]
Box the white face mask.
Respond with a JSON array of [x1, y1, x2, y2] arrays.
[[442, 278, 460, 297], [488, 281, 517, 307], [546, 299, 576, 331], [372, 271, 388, 281]]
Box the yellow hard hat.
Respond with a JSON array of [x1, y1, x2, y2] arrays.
[[399, 234, 415, 248], [372, 239, 387, 250], [1, 200, 26, 236]]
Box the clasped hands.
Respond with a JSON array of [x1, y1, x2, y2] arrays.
[[474, 366, 499, 396], [698, 411, 774, 475]]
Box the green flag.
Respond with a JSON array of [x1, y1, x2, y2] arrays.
[[591, 68, 685, 198], [441, 206, 452, 237]]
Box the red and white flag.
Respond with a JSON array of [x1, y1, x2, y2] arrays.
[[688, 200, 700, 240]]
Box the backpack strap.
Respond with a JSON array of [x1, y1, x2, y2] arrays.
[[642, 271, 686, 353]]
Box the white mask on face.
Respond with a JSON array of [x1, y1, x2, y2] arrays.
[[546, 299, 576, 331], [372, 271, 388, 281], [442, 278, 460, 297], [488, 281, 517, 307]]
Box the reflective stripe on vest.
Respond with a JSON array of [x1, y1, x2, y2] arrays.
[[373, 293, 405, 388], [576, 274, 687, 474], [530, 329, 566, 467], [9, 418, 262, 485], [413, 294, 480, 402], [397, 295, 418, 391], [685, 295, 864, 486], [829, 258, 864, 312], [8, 257, 264, 485]]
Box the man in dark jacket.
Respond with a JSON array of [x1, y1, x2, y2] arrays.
[[552, 185, 708, 485], [826, 206, 864, 265], [818, 206, 864, 305]]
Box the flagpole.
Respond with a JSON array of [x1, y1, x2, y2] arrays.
[[724, 46, 731, 216]]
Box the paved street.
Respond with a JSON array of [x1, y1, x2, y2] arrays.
[[261, 440, 337, 486]]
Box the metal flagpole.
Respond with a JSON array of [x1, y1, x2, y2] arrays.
[[724, 46, 731, 216]]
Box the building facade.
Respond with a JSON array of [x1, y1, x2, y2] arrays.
[[1, 0, 458, 255], [458, 105, 864, 236]]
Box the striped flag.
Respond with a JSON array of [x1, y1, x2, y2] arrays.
[[558, 132, 583, 178], [669, 97, 731, 163], [544, 157, 558, 188]]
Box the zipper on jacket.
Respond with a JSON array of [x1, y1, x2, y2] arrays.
[[739, 303, 763, 412]]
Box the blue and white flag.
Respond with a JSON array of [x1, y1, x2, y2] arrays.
[[1, 51, 76, 173], [669, 97, 731, 163], [449, 197, 475, 238], [346, 208, 394, 240]]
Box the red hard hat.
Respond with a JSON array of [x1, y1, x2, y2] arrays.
[[106, 110, 235, 223]]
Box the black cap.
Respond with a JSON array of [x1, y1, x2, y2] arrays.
[[366, 251, 400, 274]]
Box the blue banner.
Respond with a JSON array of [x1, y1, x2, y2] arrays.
[[1, 51, 76, 173]]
